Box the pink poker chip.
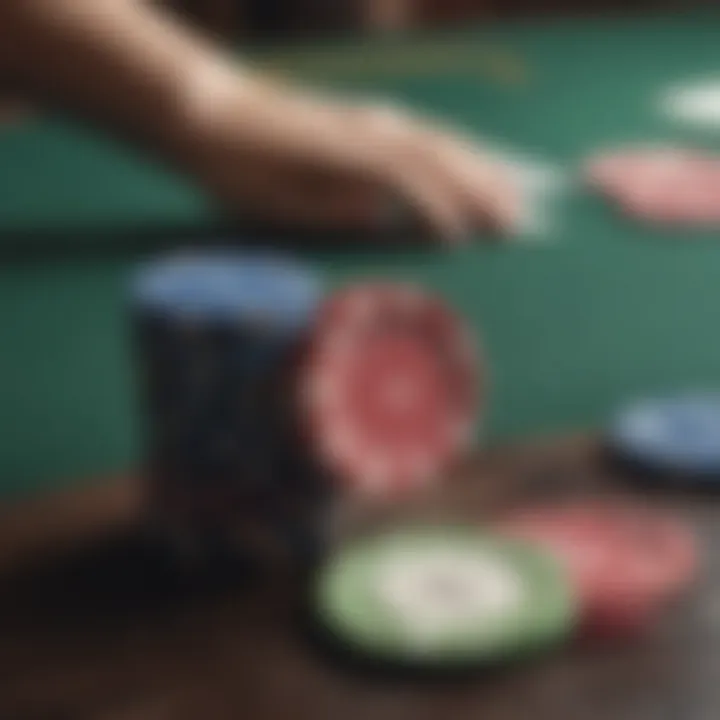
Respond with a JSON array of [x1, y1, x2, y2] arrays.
[[666, 160, 720, 224], [585, 148, 689, 195], [585, 154, 630, 191], [617, 183, 667, 222], [587, 147, 720, 227], [298, 283, 481, 498]]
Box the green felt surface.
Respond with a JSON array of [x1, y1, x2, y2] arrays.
[[2, 15, 720, 497]]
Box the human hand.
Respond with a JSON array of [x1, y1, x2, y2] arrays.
[[180, 79, 521, 243]]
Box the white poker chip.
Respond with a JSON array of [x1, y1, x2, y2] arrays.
[[661, 80, 720, 126], [375, 548, 523, 645]]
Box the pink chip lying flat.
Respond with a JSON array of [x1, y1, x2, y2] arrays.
[[585, 147, 720, 226]]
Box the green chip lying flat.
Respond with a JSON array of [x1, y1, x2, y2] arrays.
[[312, 526, 577, 668]]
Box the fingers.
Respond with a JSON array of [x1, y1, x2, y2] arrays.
[[385, 163, 471, 243], [352, 103, 522, 242], [356, 105, 470, 242], [194, 81, 523, 241], [428, 133, 521, 234]]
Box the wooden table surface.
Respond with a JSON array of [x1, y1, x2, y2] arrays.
[[0, 435, 716, 720]]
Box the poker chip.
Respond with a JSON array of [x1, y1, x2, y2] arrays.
[[311, 526, 576, 669], [585, 147, 720, 226], [131, 249, 328, 566], [584, 146, 689, 192], [586, 148, 688, 197], [132, 254, 484, 569], [667, 159, 720, 224], [131, 248, 322, 330], [298, 283, 481, 499], [661, 81, 720, 127], [496, 502, 698, 636], [607, 393, 720, 480]]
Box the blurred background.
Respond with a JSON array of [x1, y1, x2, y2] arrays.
[[0, 0, 689, 118], [1, 2, 717, 718], [165, 0, 679, 40]]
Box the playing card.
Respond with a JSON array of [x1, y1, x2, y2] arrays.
[[484, 142, 571, 239]]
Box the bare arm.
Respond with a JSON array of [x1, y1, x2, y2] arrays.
[[0, 0, 250, 162], [0, 0, 518, 238]]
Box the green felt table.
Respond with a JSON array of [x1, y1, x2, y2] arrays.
[[3, 14, 720, 499]]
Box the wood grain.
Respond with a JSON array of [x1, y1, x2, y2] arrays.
[[0, 433, 711, 720]]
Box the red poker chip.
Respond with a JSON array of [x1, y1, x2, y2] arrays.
[[496, 502, 698, 637], [298, 282, 481, 498]]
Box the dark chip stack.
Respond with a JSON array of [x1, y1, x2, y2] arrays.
[[130, 249, 327, 570]]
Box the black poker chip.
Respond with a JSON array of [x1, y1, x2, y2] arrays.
[[130, 249, 327, 566]]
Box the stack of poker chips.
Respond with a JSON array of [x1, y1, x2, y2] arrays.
[[131, 249, 484, 576], [297, 282, 480, 499], [130, 249, 327, 570]]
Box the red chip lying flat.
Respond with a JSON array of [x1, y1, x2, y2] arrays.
[[298, 282, 481, 499], [496, 502, 698, 637]]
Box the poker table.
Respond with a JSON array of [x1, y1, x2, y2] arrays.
[[1, 13, 720, 719], [5, 12, 720, 500]]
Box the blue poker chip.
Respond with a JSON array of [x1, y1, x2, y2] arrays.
[[131, 248, 322, 331], [608, 393, 720, 478]]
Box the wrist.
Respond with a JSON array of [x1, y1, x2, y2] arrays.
[[164, 55, 281, 173]]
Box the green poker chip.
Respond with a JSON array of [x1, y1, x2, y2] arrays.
[[311, 526, 577, 670]]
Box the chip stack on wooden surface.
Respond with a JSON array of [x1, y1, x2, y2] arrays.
[[131, 250, 328, 567], [131, 251, 483, 570]]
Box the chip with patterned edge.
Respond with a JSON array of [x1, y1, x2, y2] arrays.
[[298, 283, 482, 499], [311, 526, 577, 668]]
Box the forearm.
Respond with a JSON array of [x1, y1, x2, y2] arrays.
[[0, 0, 254, 163]]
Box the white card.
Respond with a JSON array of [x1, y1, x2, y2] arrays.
[[484, 143, 570, 240]]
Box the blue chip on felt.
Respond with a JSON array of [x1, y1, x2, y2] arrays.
[[608, 393, 720, 478]]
